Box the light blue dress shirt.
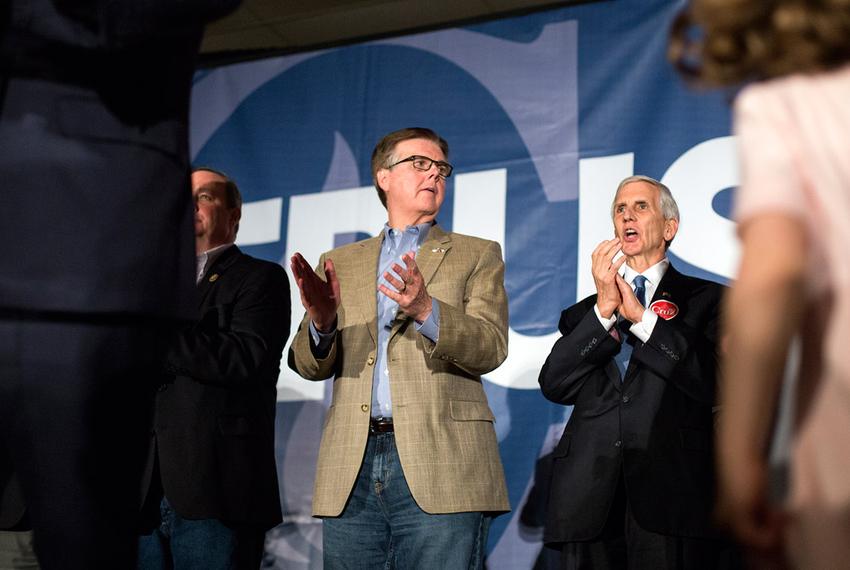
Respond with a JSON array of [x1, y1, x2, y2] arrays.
[[309, 222, 440, 419]]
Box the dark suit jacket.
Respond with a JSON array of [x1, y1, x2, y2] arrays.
[[539, 265, 725, 543], [0, 0, 240, 537], [141, 246, 291, 529], [0, 0, 239, 318]]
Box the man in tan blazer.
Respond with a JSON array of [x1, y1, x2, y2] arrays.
[[289, 127, 509, 569]]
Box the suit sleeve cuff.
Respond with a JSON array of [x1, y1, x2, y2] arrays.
[[309, 320, 336, 358], [415, 299, 440, 343]]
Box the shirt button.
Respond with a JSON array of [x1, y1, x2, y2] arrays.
[[361, 404, 369, 413], [367, 356, 375, 365], [614, 440, 622, 448]]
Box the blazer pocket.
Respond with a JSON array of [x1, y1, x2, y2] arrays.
[[218, 414, 258, 437], [449, 400, 495, 422], [678, 428, 711, 451], [553, 435, 571, 458]]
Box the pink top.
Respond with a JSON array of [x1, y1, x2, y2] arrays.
[[734, 65, 850, 510]]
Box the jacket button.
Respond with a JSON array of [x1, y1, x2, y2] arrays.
[[367, 356, 375, 365], [622, 395, 630, 404], [614, 440, 622, 448], [361, 404, 369, 413]]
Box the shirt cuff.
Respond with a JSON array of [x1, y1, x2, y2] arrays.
[[628, 309, 658, 343], [594, 304, 617, 331], [415, 299, 440, 343], [309, 320, 336, 357]]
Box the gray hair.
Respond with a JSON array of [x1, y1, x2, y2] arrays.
[[612, 175, 679, 222]]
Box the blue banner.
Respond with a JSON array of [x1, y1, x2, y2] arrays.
[[190, 1, 737, 567]]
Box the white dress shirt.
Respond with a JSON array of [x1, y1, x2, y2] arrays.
[[196, 242, 234, 284]]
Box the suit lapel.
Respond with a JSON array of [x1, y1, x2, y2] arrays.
[[649, 264, 684, 306], [196, 245, 241, 309], [416, 224, 452, 286], [349, 236, 382, 345]]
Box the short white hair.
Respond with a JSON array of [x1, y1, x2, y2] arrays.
[[611, 175, 679, 222]]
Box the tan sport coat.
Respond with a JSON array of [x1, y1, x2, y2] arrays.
[[289, 224, 510, 517]]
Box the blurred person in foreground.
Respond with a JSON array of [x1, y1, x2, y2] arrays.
[[671, 1, 850, 567], [0, 1, 239, 568]]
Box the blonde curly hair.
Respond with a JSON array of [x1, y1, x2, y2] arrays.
[[669, 0, 850, 85]]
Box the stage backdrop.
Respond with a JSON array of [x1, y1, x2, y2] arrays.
[[190, 0, 737, 567]]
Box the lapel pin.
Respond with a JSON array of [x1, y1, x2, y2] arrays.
[[431, 247, 446, 253], [209, 273, 219, 283]]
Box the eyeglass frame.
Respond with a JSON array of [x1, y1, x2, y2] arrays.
[[387, 155, 454, 178]]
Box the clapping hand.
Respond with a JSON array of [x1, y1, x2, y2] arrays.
[[378, 251, 433, 323], [290, 252, 340, 332]]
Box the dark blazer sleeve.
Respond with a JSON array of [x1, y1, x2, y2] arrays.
[[539, 297, 621, 405], [630, 280, 723, 406], [165, 260, 291, 389]]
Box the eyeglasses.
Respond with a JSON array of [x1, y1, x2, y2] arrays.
[[388, 155, 453, 178]]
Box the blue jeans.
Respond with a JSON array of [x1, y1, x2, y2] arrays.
[[323, 432, 491, 570], [137, 497, 265, 570]]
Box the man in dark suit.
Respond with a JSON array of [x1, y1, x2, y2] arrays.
[[0, 2, 239, 568], [138, 168, 290, 570], [539, 176, 735, 569]]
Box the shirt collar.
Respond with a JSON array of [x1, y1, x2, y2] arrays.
[[382, 221, 433, 251], [619, 257, 669, 287], [196, 242, 234, 283]]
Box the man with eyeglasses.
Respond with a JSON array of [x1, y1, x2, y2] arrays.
[[289, 127, 510, 569]]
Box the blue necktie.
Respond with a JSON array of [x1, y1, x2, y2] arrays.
[[633, 275, 647, 306], [615, 275, 647, 378]]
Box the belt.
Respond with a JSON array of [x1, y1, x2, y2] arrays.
[[369, 417, 394, 434]]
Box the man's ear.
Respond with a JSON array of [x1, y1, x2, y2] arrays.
[[377, 168, 390, 192], [377, 169, 392, 206], [664, 218, 679, 241]]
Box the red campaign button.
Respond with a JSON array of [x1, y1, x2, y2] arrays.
[[649, 300, 678, 320]]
